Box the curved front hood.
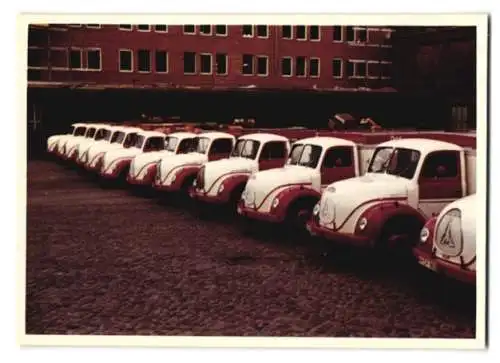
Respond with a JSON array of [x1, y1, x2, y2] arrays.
[[243, 165, 318, 208], [203, 157, 258, 190], [318, 173, 410, 230], [64, 136, 87, 153], [103, 147, 142, 168], [130, 151, 174, 177], [159, 152, 207, 174]]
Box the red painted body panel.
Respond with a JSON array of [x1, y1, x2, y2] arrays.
[[154, 165, 200, 192], [127, 163, 157, 185], [192, 173, 250, 204], [100, 159, 131, 179]]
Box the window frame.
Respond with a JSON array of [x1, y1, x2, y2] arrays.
[[48, 47, 69, 70], [215, 25, 228, 36], [86, 48, 102, 71], [137, 24, 151, 32], [242, 25, 254, 38], [199, 53, 213, 75], [242, 54, 254, 76], [183, 51, 197, 75], [309, 25, 321, 41], [347, 59, 366, 79], [321, 146, 354, 169], [155, 50, 168, 74], [119, 49, 134, 73], [295, 56, 307, 77], [154, 25, 168, 33], [215, 53, 228, 76], [183, 25, 196, 34], [332, 58, 343, 79], [332, 26, 343, 42], [309, 57, 320, 78], [137, 49, 152, 73], [68, 47, 83, 70], [282, 25, 293, 39], [256, 25, 269, 39], [118, 24, 133, 31], [256, 55, 269, 77], [85, 24, 101, 29], [281, 56, 293, 77], [296, 25, 307, 41], [199, 25, 212, 36]]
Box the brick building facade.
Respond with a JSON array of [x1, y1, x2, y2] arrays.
[[28, 24, 394, 91]]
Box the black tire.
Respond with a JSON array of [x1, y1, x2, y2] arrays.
[[227, 184, 246, 217], [283, 198, 317, 243], [376, 216, 423, 260]]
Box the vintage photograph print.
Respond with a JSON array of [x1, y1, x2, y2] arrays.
[[20, 14, 488, 348]]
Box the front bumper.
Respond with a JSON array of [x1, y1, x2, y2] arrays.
[[412, 245, 476, 285], [236, 200, 283, 223], [190, 187, 227, 204], [306, 219, 372, 247]]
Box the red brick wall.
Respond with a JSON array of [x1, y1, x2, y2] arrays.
[[28, 24, 394, 90]]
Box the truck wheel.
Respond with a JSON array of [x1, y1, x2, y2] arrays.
[[284, 199, 316, 243], [227, 184, 246, 217], [377, 216, 423, 260]]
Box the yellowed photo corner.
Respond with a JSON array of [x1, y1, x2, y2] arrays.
[[17, 12, 488, 349]]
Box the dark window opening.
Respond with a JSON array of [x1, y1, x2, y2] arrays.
[[154, 25, 168, 32], [242, 54, 253, 75], [210, 138, 233, 154], [309, 58, 319, 77], [155, 51, 168, 73], [281, 57, 292, 76], [28, 48, 45, 68], [257, 56, 268, 76], [200, 54, 212, 74], [332, 59, 342, 78], [69, 50, 82, 69], [256, 25, 268, 37], [184, 52, 196, 74], [309, 26, 320, 40], [295, 56, 306, 77], [357, 28, 367, 42], [119, 24, 132, 30], [242, 25, 253, 37], [260, 142, 287, 159], [87, 50, 101, 70], [215, 25, 227, 35], [200, 25, 211, 34], [137, 24, 150, 31], [346, 26, 355, 41], [183, 25, 195, 34], [144, 137, 165, 152], [358, 62, 367, 77], [137, 49, 151, 72], [296, 25, 306, 40], [346, 61, 355, 77], [333, 26, 343, 41], [216, 53, 227, 75], [282, 25, 292, 39], [119, 50, 132, 71]]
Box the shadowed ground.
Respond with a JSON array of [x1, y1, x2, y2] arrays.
[[26, 160, 476, 337]]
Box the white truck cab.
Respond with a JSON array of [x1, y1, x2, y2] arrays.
[[61, 123, 110, 162], [190, 133, 290, 209], [127, 131, 197, 187], [84, 126, 143, 172], [237, 136, 377, 234], [308, 137, 476, 251], [152, 131, 236, 195], [75, 124, 117, 166], [99, 130, 167, 181], [47, 123, 88, 156], [413, 194, 477, 285]]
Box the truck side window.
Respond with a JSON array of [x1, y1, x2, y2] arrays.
[[322, 146, 353, 168], [144, 137, 165, 152], [210, 138, 233, 154], [260, 141, 287, 160], [421, 151, 459, 178], [177, 138, 194, 154]]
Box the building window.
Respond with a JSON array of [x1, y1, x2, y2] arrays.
[[49, 48, 68, 69], [346, 26, 355, 42], [256, 25, 268, 38], [200, 53, 212, 74], [332, 58, 343, 78], [86, 24, 101, 29], [242, 25, 253, 37], [282, 25, 293, 39], [257, 56, 268, 76], [333, 26, 343, 42], [215, 25, 227, 36], [242, 54, 254, 75], [69, 49, 82, 69], [309, 26, 320, 41], [184, 52, 196, 74], [183, 25, 196, 34], [281, 57, 292, 77], [296, 26, 306, 40], [154, 25, 168, 32], [137, 49, 151, 72], [367, 61, 379, 78], [357, 27, 367, 42], [295, 56, 306, 77], [28, 48, 45, 68], [87, 49, 101, 70], [309, 58, 319, 77], [347, 60, 366, 78], [155, 51, 168, 73], [119, 24, 132, 31], [381, 61, 392, 79], [200, 25, 212, 35], [216, 53, 227, 75], [119, 49, 133, 72], [137, 25, 151, 32]]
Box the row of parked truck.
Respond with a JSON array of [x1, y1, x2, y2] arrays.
[[46, 122, 478, 285]]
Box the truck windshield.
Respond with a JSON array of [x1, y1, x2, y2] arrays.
[[191, 137, 211, 154], [123, 133, 137, 148], [74, 127, 86, 136], [368, 147, 421, 179], [95, 129, 112, 141], [231, 139, 260, 159], [111, 131, 125, 143], [289, 144, 322, 169], [165, 136, 179, 152], [85, 128, 97, 138]]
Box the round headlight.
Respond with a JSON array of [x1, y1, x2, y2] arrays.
[[358, 217, 368, 231], [313, 203, 320, 215], [420, 227, 430, 244], [272, 197, 279, 209], [218, 184, 225, 194]]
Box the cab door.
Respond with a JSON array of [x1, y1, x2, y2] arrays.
[[208, 138, 234, 161], [258, 141, 289, 170], [320, 146, 356, 185]]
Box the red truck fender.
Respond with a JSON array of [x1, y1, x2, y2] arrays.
[[268, 184, 321, 222], [353, 200, 427, 248], [168, 165, 203, 191], [207, 172, 251, 203]]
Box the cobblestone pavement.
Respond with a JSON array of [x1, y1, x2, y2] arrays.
[[26, 160, 476, 337]]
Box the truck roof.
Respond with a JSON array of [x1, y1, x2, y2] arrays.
[[139, 130, 168, 138], [293, 136, 356, 148], [197, 131, 236, 140], [239, 133, 289, 143], [166, 131, 197, 139], [71, 123, 88, 127], [377, 138, 463, 153]]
